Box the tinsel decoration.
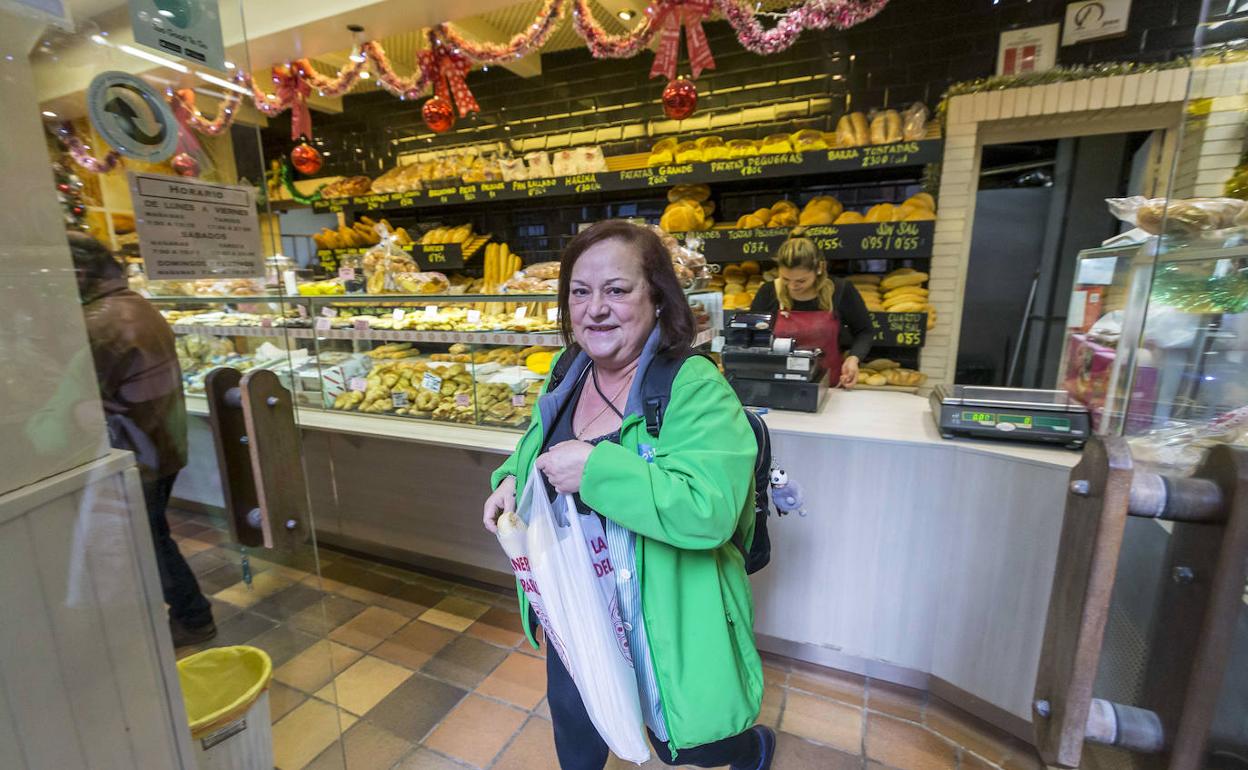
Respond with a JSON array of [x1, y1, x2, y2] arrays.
[[171, 152, 200, 177], [279, 160, 326, 205], [719, 0, 890, 55], [51, 121, 122, 174], [435, 0, 565, 64], [294, 56, 367, 98], [1150, 264, 1248, 315], [53, 161, 88, 230], [571, 0, 660, 59], [168, 87, 240, 136]]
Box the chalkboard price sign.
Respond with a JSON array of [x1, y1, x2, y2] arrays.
[[414, 243, 465, 271], [870, 311, 927, 348], [675, 221, 934, 262]]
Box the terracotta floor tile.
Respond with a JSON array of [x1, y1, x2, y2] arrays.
[[251, 584, 327, 622], [867, 679, 927, 723], [213, 571, 295, 609], [466, 606, 525, 648], [534, 698, 551, 720], [1000, 744, 1044, 770], [271, 698, 356, 770], [779, 691, 863, 754], [422, 635, 509, 690], [373, 620, 457, 671], [320, 561, 404, 595], [773, 731, 862, 770], [452, 584, 510, 606], [268, 681, 307, 724], [371, 593, 427, 618], [190, 528, 227, 546], [366, 673, 467, 742], [208, 597, 240, 625], [419, 596, 490, 632], [176, 537, 215, 556], [389, 581, 446, 609], [787, 661, 866, 706], [763, 662, 790, 688], [759, 683, 785, 729], [196, 564, 246, 595], [288, 595, 368, 636], [274, 641, 365, 694], [210, 611, 278, 647], [960, 750, 999, 770], [247, 623, 320, 668], [328, 606, 408, 651], [424, 694, 527, 768], [925, 701, 1015, 765], [186, 549, 227, 575], [305, 720, 413, 770], [476, 651, 547, 710], [866, 713, 958, 770], [394, 748, 464, 770], [315, 655, 413, 716], [491, 716, 558, 770]]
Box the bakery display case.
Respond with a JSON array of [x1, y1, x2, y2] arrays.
[[1060, 236, 1248, 443], [157, 291, 716, 433]]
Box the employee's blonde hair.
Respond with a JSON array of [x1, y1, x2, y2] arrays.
[[773, 226, 834, 311]]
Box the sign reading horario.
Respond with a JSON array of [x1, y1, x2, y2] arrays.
[[128, 172, 264, 280]]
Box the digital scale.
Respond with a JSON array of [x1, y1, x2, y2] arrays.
[[930, 385, 1091, 449]]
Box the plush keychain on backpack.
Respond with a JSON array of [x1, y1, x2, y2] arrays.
[[769, 467, 807, 517]]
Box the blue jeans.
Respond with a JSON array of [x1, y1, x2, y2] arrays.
[[545, 641, 759, 770]]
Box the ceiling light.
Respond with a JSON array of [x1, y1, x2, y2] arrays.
[[224, 61, 235, 70], [41, 110, 57, 118], [195, 71, 250, 96], [359, 70, 370, 79], [119, 44, 189, 73], [322, 151, 332, 156], [618, 9, 636, 21], [90, 34, 108, 45], [349, 50, 366, 63], [157, 9, 174, 17]]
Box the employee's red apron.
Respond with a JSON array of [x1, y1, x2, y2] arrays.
[[773, 309, 843, 385]]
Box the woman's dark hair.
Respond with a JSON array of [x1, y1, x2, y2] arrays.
[[557, 220, 695, 353], [66, 231, 124, 283]]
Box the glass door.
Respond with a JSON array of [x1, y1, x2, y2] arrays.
[[15, 1, 352, 764]]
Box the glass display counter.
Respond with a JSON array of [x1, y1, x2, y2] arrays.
[[156, 291, 717, 432], [1061, 240, 1248, 440]]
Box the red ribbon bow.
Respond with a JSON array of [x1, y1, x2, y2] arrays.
[[170, 89, 204, 156], [649, 0, 717, 81], [273, 64, 312, 140], [420, 38, 480, 117]]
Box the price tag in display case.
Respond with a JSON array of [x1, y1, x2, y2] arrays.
[[349, 377, 367, 393], [422, 372, 443, 393], [315, 317, 332, 332], [467, 309, 482, 324], [546, 307, 559, 322], [514, 306, 528, 320], [392, 308, 406, 323], [424, 305, 439, 319], [321, 306, 337, 318], [455, 392, 471, 408], [353, 318, 370, 332], [391, 391, 409, 408], [512, 394, 527, 408]]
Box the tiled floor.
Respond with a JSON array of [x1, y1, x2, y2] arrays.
[[169, 510, 1045, 770]]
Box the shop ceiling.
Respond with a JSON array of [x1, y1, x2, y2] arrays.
[[40, 0, 793, 116]]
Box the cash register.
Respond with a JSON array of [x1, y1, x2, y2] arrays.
[[720, 312, 827, 412]]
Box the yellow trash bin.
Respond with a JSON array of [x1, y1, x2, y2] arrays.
[[178, 645, 274, 770]]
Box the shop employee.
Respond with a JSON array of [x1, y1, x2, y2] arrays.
[[749, 228, 873, 388]]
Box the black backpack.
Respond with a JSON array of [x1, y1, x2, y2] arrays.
[[550, 346, 773, 574]]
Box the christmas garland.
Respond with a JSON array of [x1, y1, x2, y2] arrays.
[[720, 0, 890, 56], [279, 160, 325, 205], [436, 0, 566, 64], [1151, 263, 1248, 315], [51, 122, 123, 173]]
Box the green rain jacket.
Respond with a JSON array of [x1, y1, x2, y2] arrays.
[[491, 329, 764, 752]]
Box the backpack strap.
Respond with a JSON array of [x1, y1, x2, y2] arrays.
[[547, 344, 581, 392], [641, 347, 711, 437]]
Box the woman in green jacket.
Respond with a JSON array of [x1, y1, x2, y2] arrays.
[[483, 220, 772, 770]]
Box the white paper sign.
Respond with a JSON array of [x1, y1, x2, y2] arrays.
[[546, 307, 559, 322], [997, 23, 1059, 76], [467, 309, 482, 324], [1076, 256, 1118, 286], [283, 270, 298, 296], [129, 0, 227, 72], [129, 172, 263, 280], [422, 372, 443, 393], [315, 317, 331, 332], [1062, 0, 1131, 46], [392, 309, 405, 322], [514, 306, 528, 320], [424, 305, 439, 319]]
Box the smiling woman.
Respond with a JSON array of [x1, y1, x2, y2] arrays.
[[483, 220, 772, 769]]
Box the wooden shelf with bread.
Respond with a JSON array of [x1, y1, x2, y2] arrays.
[[305, 139, 943, 215]]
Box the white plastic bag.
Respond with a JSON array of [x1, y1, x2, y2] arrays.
[[498, 469, 650, 764]]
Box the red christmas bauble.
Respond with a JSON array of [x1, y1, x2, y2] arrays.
[[662, 77, 698, 120], [57, 182, 71, 193], [172, 152, 200, 177], [422, 96, 456, 133], [290, 141, 323, 175]]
